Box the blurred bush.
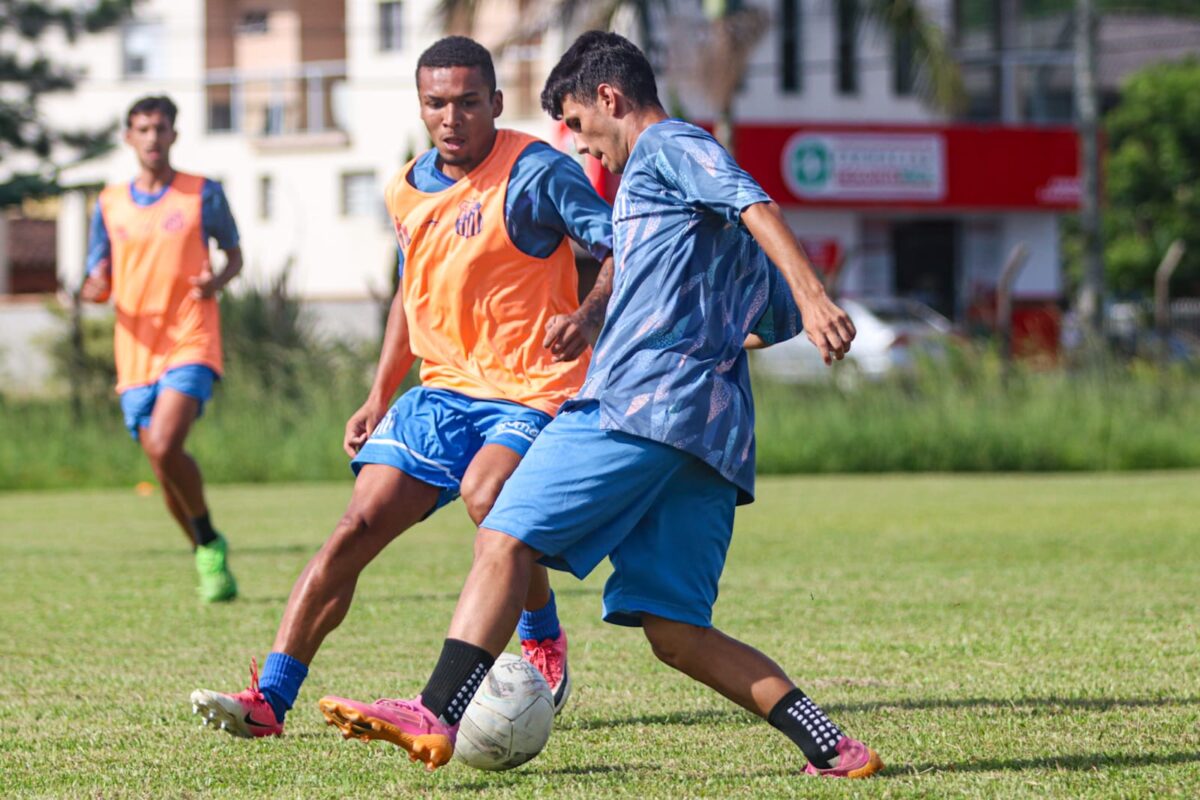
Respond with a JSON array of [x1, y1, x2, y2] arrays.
[[4, 332, 1199, 491]]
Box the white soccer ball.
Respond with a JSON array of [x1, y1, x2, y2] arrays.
[[454, 653, 555, 771]]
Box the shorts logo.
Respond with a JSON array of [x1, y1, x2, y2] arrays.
[[455, 200, 483, 238], [496, 420, 543, 440], [162, 210, 185, 233]]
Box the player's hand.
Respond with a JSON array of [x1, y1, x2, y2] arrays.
[[343, 399, 388, 457], [80, 262, 112, 303], [797, 292, 856, 365], [542, 312, 594, 362], [189, 267, 222, 299]]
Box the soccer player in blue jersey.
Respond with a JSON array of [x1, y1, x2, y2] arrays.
[[190, 37, 613, 738], [318, 31, 881, 778]]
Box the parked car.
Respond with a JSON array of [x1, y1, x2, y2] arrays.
[[752, 296, 953, 387]]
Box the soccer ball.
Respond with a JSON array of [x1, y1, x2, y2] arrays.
[[454, 653, 555, 771]]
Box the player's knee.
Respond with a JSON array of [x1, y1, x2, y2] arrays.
[[460, 474, 503, 526], [310, 512, 372, 578], [473, 527, 531, 563], [643, 617, 704, 670], [140, 432, 178, 467]]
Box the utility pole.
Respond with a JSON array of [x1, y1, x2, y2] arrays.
[[1074, 0, 1104, 337]]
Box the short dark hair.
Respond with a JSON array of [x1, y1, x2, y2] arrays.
[[126, 95, 177, 128], [540, 31, 661, 119], [416, 36, 497, 95]]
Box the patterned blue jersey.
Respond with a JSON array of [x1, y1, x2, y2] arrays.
[[567, 120, 802, 503]]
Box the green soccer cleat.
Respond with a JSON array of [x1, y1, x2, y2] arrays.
[[195, 533, 238, 603]]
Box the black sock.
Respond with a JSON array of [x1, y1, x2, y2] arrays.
[[420, 639, 494, 726], [768, 688, 844, 769], [193, 513, 218, 547]]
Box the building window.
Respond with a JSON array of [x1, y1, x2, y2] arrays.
[[238, 11, 269, 34], [121, 20, 164, 79], [779, 0, 802, 93], [259, 175, 273, 220], [341, 171, 377, 217], [379, 1, 403, 52], [894, 30, 916, 96], [836, 0, 859, 94]]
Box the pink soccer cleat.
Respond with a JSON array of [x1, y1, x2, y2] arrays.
[[804, 736, 884, 778], [190, 658, 283, 738], [318, 694, 457, 771], [521, 628, 571, 714]]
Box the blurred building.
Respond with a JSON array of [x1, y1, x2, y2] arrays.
[[2, 0, 1199, 377], [43, 0, 565, 342], [666, 0, 1090, 348]]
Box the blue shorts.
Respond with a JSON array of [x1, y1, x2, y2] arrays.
[[352, 387, 552, 514], [482, 401, 738, 629], [118, 364, 218, 441]]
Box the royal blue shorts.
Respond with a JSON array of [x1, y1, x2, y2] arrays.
[[118, 364, 218, 440], [482, 401, 738, 629], [352, 387, 553, 514]]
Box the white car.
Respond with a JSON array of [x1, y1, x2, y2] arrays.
[[752, 296, 953, 387]]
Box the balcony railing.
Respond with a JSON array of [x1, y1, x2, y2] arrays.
[[205, 61, 347, 143]]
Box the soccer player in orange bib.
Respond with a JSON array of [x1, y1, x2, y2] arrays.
[[81, 95, 242, 603], [190, 37, 614, 737]]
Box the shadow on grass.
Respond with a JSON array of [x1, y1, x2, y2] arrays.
[[893, 750, 1200, 776], [827, 695, 1200, 714], [441, 764, 637, 791], [564, 695, 1200, 733], [125, 543, 315, 558], [561, 709, 754, 731]]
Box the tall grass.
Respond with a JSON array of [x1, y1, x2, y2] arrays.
[[2, 332, 1198, 491], [754, 350, 1200, 473]]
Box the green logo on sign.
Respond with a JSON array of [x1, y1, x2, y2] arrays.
[[789, 140, 831, 189]]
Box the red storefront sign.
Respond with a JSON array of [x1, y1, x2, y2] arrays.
[[734, 124, 1080, 211]]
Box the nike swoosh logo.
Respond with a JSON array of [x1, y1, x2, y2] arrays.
[[244, 712, 272, 728]]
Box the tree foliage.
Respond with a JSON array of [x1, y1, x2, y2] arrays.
[[1103, 57, 1200, 295], [0, 0, 135, 207]]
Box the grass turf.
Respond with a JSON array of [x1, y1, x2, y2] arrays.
[[1, 473, 1198, 798]]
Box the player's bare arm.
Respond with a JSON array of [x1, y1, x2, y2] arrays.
[[741, 201, 856, 365], [80, 258, 112, 303], [543, 254, 614, 362], [344, 289, 417, 456], [189, 246, 243, 299]]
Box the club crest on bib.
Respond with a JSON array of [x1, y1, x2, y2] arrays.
[[394, 217, 412, 249], [455, 199, 483, 238], [162, 210, 185, 233]]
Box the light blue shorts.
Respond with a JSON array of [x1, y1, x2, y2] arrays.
[[118, 364, 218, 440], [482, 401, 738, 628], [352, 387, 552, 514]]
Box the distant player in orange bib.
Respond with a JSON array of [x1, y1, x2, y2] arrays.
[[190, 37, 614, 738], [81, 96, 242, 603]]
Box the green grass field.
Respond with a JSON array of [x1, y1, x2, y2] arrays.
[[2, 473, 1198, 798]]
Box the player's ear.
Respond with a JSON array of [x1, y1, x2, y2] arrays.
[[491, 89, 503, 119], [596, 84, 618, 116]]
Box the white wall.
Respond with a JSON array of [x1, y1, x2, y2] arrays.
[[668, 0, 952, 125]]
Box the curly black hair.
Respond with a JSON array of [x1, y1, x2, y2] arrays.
[[416, 35, 497, 94]]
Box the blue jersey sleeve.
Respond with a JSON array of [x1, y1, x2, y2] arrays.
[[85, 199, 111, 276], [653, 124, 770, 223], [750, 261, 802, 345], [201, 179, 240, 249], [506, 143, 613, 262]]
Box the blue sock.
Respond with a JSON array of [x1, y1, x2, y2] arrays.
[[518, 590, 561, 642], [258, 651, 308, 723]]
